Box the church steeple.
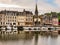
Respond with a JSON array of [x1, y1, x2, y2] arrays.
[[35, 1, 38, 16], [34, 0, 40, 26]]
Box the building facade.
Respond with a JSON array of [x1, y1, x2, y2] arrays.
[[52, 12, 58, 26], [43, 15, 52, 26], [52, 18, 58, 26], [0, 10, 18, 26], [0, 10, 34, 27], [23, 9, 33, 26], [17, 12, 26, 26], [0, 13, 5, 26]]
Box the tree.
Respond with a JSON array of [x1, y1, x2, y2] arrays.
[[44, 13, 51, 15], [57, 13, 60, 19]]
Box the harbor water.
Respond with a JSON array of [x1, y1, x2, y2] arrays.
[[0, 30, 60, 45]]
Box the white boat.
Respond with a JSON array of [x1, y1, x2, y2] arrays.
[[1, 27, 5, 31], [13, 29, 17, 32], [13, 28, 17, 30], [12, 25, 17, 32], [13, 26, 17, 30], [13, 25, 17, 30], [6, 25, 11, 32], [1, 27, 5, 30], [55, 27, 60, 30], [48, 26, 55, 31], [6, 25, 11, 30], [41, 27, 48, 30]]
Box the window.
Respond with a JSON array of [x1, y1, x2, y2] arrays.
[[3, 22, 5, 25], [13, 23, 16, 25], [1, 22, 2, 25], [15, 17, 16, 19], [18, 22, 20, 25]]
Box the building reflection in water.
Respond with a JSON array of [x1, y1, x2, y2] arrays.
[[38, 34, 58, 45], [34, 34, 39, 45], [0, 32, 34, 40], [0, 32, 59, 45]]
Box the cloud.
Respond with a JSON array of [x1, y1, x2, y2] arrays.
[[0, 3, 20, 7], [0, 0, 12, 4], [0, 0, 60, 14], [55, 0, 60, 6]]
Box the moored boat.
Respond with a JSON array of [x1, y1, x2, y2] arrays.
[[6, 25, 11, 32]]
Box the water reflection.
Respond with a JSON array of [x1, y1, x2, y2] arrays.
[[38, 34, 58, 45], [34, 34, 38, 45], [0, 32, 60, 45]]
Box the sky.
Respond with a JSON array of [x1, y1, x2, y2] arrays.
[[0, 0, 60, 14]]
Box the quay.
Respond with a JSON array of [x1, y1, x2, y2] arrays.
[[0, 29, 59, 35], [0, 28, 59, 40], [0, 26, 60, 36]]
